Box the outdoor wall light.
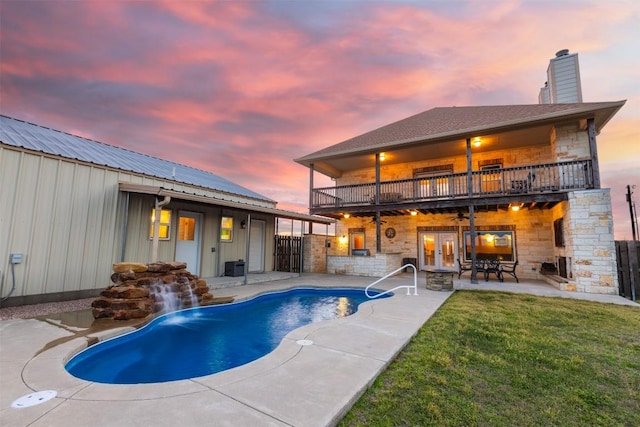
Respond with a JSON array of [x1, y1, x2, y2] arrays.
[[410, 210, 418, 216], [240, 220, 247, 229], [510, 203, 522, 212], [343, 213, 350, 219], [379, 152, 386, 161], [473, 137, 482, 147], [339, 234, 348, 244]]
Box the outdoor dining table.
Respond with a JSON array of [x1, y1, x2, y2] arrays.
[[475, 259, 503, 282]]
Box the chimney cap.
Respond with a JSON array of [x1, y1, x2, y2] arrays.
[[555, 49, 570, 57]]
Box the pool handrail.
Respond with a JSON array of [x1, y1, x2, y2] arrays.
[[365, 264, 418, 298]]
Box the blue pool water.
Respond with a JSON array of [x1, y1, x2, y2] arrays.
[[66, 287, 390, 384]]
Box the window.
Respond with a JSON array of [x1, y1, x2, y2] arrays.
[[149, 209, 171, 240], [220, 216, 234, 242], [464, 230, 515, 262], [178, 217, 196, 241], [554, 218, 564, 247]]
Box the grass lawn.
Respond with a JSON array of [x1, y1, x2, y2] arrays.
[[340, 291, 640, 427]]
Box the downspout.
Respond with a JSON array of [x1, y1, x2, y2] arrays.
[[151, 195, 171, 262]]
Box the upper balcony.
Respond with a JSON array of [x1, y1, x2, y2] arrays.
[[310, 160, 594, 217]]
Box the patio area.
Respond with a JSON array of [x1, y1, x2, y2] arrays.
[[1, 273, 636, 427]]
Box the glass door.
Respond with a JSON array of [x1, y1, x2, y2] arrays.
[[419, 232, 457, 271]]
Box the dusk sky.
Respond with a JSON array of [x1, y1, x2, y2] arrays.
[[1, 0, 638, 238]]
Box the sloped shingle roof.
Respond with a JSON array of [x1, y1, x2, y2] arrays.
[[0, 115, 273, 202]]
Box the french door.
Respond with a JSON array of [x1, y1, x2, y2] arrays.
[[419, 232, 457, 271]]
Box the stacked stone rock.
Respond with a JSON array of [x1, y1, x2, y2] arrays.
[[92, 261, 214, 320]]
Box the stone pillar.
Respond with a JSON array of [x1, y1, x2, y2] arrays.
[[564, 189, 619, 294]]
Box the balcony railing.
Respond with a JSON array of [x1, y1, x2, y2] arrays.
[[312, 160, 593, 209]]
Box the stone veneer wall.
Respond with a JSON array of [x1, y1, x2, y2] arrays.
[[551, 124, 591, 161], [337, 145, 554, 186], [327, 253, 402, 277], [562, 189, 618, 294], [335, 208, 557, 283], [303, 234, 329, 273]]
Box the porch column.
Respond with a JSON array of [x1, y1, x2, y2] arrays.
[[466, 138, 478, 283], [587, 118, 601, 189], [375, 153, 382, 253], [244, 213, 251, 285], [300, 220, 305, 275]]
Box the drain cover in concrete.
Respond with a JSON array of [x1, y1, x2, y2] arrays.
[[11, 390, 57, 408], [296, 339, 314, 346]]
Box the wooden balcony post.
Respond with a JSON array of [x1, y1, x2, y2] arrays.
[[375, 153, 382, 252], [587, 118, 600, 189], [309, 163, 314, 208], [466, 138, 479, 283]]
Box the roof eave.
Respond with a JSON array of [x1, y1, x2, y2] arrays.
[[119, 182, 335, 225]]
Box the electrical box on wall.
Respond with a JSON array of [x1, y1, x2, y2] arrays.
[[10, 253, 23, 264]]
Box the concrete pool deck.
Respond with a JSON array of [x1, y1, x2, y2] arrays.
[[1, 273, 637, 427]]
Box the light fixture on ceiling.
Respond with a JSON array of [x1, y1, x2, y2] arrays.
[[343, 213, 350, 219], [473, 137, 482, 147], [410, 210, 418, 216], [510, 203, 523, 212]]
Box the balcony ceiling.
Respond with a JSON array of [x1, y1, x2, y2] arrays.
[[296, 101, 626, 178], [320, 125, 551, 175]]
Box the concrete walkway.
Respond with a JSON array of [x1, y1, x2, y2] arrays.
[[1, 274, 637, 427]]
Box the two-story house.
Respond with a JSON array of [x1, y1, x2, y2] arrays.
[[295, 100, 625, 294]]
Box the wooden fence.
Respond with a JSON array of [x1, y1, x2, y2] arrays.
[[274, 235, 302, 273], [615, 240, 639, 301]]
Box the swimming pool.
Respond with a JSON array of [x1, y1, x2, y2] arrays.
[[65, 287, 390, 384]]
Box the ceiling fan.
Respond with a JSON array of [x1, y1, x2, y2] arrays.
[[370, 217, 387, 224], [450, 211, 470, 221]]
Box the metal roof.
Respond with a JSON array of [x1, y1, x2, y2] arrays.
[[0, 115, 273, 203]]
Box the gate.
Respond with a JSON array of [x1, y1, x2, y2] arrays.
[[275, 235, 302, 273], [615, 240, 639, 301]]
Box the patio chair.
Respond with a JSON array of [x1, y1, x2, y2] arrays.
[[475, 259, 487, 278], [500, 260, 519, 283], [457, 258, 472, 279]]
